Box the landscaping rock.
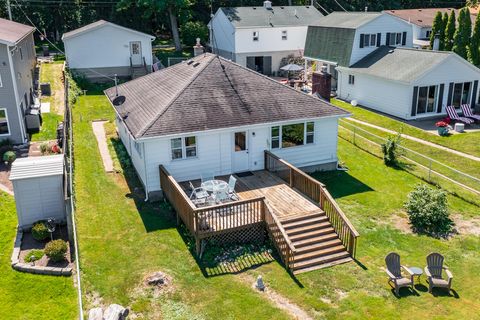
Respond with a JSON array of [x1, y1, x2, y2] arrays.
[[104, 304, 129, 320], [88, 307, 103, 320]]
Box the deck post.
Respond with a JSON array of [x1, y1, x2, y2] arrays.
[[289, 168, 294, 187], [195, 238, 201, 256]]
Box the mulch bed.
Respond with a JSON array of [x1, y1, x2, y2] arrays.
[[19, 225, 74, 269]]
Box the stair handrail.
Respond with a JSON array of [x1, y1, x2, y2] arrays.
[[268, 204, 296, 252], [320, 186, 359, 237]]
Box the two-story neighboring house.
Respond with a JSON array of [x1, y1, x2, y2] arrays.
[[208, 1, 323, 75], [0, 18, 36, 144], [304, 12, 480, 120]]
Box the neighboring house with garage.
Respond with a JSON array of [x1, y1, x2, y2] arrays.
[[104, 53, 349, 199], [208, 1, 323, 75], [0, 18, 36, 144], [62, 20, 155, 81]]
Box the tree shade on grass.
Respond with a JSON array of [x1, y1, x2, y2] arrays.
[[0, 192, 77, 319]]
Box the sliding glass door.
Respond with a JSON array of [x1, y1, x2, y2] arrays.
[[416, 85, 437, 115]]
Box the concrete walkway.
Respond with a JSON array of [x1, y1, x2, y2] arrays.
[[346, 118, 480, 163], [92, 121, 114, 172]]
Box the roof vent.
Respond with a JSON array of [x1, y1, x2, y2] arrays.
[[388, 49, 394, 54], [193, 62, 200, 67], [263, 0, 272, 10], [187, 60, 194, 65], [253, 7, 256, 9]]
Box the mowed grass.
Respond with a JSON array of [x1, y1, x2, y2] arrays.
[[74, 93, 480, 319], [31, 62, 64, 142], [73, 94, 290, 319], [332, 99, 480, 158], [0, 192, 77, 320]]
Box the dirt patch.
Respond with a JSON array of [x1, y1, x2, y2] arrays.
[[452, 214, 480, 236], [131, 270, 175, 300], [389, 214, 413, 234]]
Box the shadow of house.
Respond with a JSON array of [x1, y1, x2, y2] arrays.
[[311, 170, 374, 198]]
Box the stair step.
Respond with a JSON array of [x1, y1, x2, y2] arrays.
[[283, 215, 328, 229], [293, 257, 353, 274], [288, 226, 335, 240], [293, 251, 351, 270], [294, 245, 346, 262], [286, 221, 332, 236], [292, 233, 339, 248], [295, 239, 342, 254], [281, 211, 325, 224]]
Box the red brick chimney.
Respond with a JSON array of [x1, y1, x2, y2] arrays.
[[312, 66, 331, 102]]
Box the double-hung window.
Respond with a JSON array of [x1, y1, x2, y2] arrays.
[[253, 31, 259, 41], [281, 30, 287, 40], [348, 75, 355, 85], [171, 136, 197, 160], [388, 32, 404, 45], [451, 82, 471, 107], [0, 109, 10, 135], [271, 121, 314, 149]]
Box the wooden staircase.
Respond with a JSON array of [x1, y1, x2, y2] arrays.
[[131, 65, 148, 79], [281, 211, 352, 274]]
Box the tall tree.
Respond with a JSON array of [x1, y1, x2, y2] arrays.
[[441, 12, 449, 50], [444, 10, 456, 51], [453, 7, 472, 59], [469, 13, 480, 65], [430, 11, 444, 49]]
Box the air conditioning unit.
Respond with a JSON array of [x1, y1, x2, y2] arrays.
[[25, 109, 41, 132]]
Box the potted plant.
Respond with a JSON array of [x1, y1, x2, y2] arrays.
[[435, 121, 449, 136]]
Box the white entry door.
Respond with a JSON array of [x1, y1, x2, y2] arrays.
[[232, 131, 250, 173], [129, 41, 142, 65]]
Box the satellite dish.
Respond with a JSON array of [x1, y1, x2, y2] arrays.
[[113, 95, 126, 106]]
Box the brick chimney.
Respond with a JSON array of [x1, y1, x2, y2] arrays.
[[193, 38, 204, 57], [312, 66, 331, 102]]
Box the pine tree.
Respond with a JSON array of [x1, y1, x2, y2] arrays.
[[430, 11, 444, 49], [453, 8, 472, 59], [444, 10, 456, 51], [439, 12, 449, 50], [469, 13, 480, 65]]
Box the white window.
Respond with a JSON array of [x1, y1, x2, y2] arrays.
[[348, 75, 355, 85], [281, 30, 287, 40], [271, 121, 315, 149], [389, 32, 404, 45], [416, 85, 438, 114], [0, 109, 10, 135], [426, 30, 432, 39], [253, 31, 259, 41], [171, 136, 197, 160], [451, 82, 471, 107], [361, 33, 377, 47]]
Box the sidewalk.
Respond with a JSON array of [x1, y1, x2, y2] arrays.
[[92, 121, 114, 172], [346, 118, 480, 163]]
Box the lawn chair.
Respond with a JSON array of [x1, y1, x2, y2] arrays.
[[424, 252, 453, 293], [228, 175, 238, 200], [460, 104, 480, 122], [189, 181, 209, 205], [201, 172, 215, 183], [385, 252, 414, 296], [214, 183, 230, 203], [446, 105, 475, 124]]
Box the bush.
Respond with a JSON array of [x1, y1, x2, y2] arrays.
[[181, 21, 208, 47], [25, 249, 44, 263], [32, 221, 50, 241], [45, 239, 68, 262], [40, 142, 49, 155], [0, 141, 13, 160], [3, 150, 16, 164], [381, 134, 401, 166], [404, 184, 453, 237]]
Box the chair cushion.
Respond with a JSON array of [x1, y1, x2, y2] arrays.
[[430, 278, 449, 287], [395, 277, 412, 286]]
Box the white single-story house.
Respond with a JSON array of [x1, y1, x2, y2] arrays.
[[208, 1, 323, 75], [336, 47, 480, 120], [104, 53, 349, 198], [62, 20, 155, 81]]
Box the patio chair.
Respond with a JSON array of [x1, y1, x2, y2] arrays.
[[228, 175, 238, 200], [214, 184, 230, 203], [201, 172, 215, 183], [446, 105, 475, 124], [385, 252, 414, 296], [425, 252, 453, 293], [189, 181, 209, 204], [460, 104, 480, 122]]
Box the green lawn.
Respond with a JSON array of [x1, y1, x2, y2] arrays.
[[154, 47, 193, 66], [332, 99, 480, 158], [31, 62, 64, 142], [74, 92, 480, 319], [0, 192, 77, 319]]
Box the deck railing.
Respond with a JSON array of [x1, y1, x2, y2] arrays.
[[264, 203, 296, 270], [264, 151, 359, 257]]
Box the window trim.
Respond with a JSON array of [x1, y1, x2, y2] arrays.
[[0, 74, 2, 87], [171, 136, 197, 160], [0, 108, 11, 136], [416, 85, 438, 115], [270, 121, 315, 150], [348, 74, 355, 85], [450, 81, 472, 107]]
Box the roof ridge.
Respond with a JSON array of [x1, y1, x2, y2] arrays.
[[138, 54, 214, 137]]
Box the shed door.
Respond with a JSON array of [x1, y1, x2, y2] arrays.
[[130, 41, 142, 66]]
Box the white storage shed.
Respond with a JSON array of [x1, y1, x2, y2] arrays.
[[9, 155, 66, 228]]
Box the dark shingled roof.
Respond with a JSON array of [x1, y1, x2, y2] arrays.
[[346, 46, 453, 83], [220, 6, 323, 28], [304, 26, 355, 66], [104, 53, 349, 139], [0, 18, 35, 45]]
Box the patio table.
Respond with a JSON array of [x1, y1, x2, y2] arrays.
[[409, 266, 423, 283], [201, 179, 228, 193]]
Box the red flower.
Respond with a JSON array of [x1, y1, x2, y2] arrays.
[[435, 121, 448, 128], [51, 144, 61, 154]]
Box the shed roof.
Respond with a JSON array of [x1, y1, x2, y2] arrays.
[[62, 20, 154, 41], [312, 12, 382, 29], [9, 155, 64, 180], [0, 18, 35, 46], [304, 26, 355, 66], [344, 46, 453, 83], [104, 53, 349, 139], [219, 6, 323, 28]]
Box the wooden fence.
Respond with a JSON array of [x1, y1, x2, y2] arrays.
[[264, 151, 359, 257]]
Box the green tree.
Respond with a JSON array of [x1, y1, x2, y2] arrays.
[[444, 10, 456, 51], [440, 12, 449, 50], [468, 13, 480, 65], [453, 7, 472, 59], [430, 11, 444, 49]]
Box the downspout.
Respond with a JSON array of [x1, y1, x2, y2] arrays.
[[7, 47, 27, 143], [143, 141, 149, 202]]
